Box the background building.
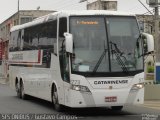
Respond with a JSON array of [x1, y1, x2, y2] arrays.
[[87, 0, 117, 10], [136, 15, 154, 34], [0, 10, 55, 42], [86, 0, 155, 35]]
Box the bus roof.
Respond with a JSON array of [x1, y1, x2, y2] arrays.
[[10, 10, 136, 32], [56, 10, 135, 16]]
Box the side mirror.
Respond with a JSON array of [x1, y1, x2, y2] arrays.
[[64, 32, 73, 53], [141, 33, 154, 54]]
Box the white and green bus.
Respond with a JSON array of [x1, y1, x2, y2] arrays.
[[9, 10, 154, 111]]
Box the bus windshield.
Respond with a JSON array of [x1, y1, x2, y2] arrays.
[[70, 16, 143, 77]]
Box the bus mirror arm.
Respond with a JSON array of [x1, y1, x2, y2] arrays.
[[138, 51, 154, 59], [64, 32, 73, 53]]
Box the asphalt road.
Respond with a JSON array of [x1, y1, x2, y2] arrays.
[[0, 84, 160, 120]]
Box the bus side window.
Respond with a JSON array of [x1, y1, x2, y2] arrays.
[[59, 18, 67, 37], [10, 30, 22, 51], [39, 20, 57, 68], [59, 17, 69, 82]]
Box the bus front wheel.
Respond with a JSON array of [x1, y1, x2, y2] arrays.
[[52, 85, 63, 112]]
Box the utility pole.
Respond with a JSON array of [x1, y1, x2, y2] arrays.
[[18, 0, 20, 25], [154, 2, 160, 62], [18, 0, 19, 12], [154, 1, 160, 83], [146, 0, 160, 83]]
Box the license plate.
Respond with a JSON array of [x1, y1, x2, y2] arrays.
[[105, 96, 117, 102]]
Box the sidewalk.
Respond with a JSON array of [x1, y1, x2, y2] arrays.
[[141, 100, 160, 110], [0, 77, 7, 84]]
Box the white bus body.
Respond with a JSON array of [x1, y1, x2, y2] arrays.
[[9, 10, 154, 111]]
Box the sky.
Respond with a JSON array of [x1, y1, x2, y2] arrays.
[[0, 0, 153, 23]]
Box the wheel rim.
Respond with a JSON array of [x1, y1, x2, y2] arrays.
[[16, 83, 20, 97], [21, 83, 24, 98], [16, 83, 19, 92]]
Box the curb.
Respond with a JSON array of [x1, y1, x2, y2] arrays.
[[142, 101, 160, 110], [0, 78, 7, 85]]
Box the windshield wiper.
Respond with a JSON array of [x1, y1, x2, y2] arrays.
[[92, 42, 129, 74], [92, 48, 108, 74], [110, 42, 129, 73]]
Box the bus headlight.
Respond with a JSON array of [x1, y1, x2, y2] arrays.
[[131, 83, 144, 91], [71, 84, 91, 93], [71, 85, 80, 91]]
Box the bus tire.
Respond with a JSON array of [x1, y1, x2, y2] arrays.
[[111, 106, 123, 111], [15, 82, 21, 98], [20, 81, 27, 100], [52, 85, 63, 112]]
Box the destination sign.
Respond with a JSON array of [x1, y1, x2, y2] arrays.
[[77, 21, 98, 25]]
